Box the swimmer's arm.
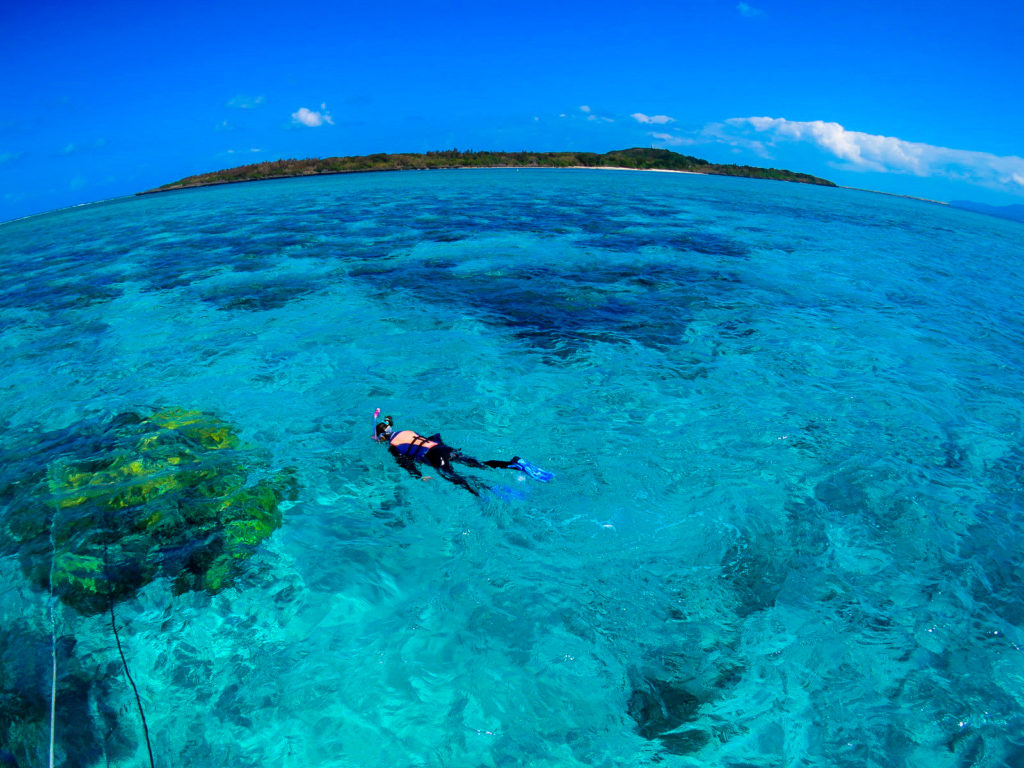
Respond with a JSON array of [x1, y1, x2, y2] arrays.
[[392, 452, 423, 478]]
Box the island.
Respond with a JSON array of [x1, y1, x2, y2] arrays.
[[139, 147, 836, 194]]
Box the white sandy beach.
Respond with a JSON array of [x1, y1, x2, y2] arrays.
[[569, 165, 703, 174]]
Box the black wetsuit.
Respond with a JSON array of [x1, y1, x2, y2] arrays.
[[381, 426, 511, 495]]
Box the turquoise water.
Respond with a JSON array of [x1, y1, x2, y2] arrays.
[[2, 169, 1024, 767]]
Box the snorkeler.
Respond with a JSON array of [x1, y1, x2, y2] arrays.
[[373, 414, 551, 495]]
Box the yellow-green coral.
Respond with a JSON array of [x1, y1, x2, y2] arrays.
[[201, 556, 234, 592], [51, 552, 106, 594], [4, 407, 295, 615], [146, 407, 241, 450]]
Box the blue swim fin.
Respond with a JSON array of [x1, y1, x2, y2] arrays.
[[509, 457, 553, 483], [491, 485, 528, 502]]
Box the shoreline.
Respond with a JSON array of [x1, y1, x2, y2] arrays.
[[137, 148, 838, 196], [136, 165, 716, 197], [137, 167, 958, 210], [568, 166, 702, 175]]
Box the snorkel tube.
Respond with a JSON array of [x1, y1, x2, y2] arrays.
[[372, 407, 381, 441]]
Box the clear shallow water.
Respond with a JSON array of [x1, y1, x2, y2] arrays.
[[1, 169, 1024, 767]]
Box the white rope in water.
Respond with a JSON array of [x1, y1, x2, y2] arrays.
[[43, 461, 156, 768], [47, 501, 58, 768], [49, 612, 56, 768], [46, 460, 64, 768]]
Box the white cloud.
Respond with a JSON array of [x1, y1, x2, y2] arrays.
[[649, 123, 768, 154], [559, 105, 612, 123], [578, 105, 613, 123], [726, 116, 1024, 191], [228, 94, 265, 109], [292, 103, 334, 127], [631, 113, 675, 125], [650, 132, 695, 146], [59, 138, 107, 156], [699, 122, 771, 154], [737, 2, 765, 17]]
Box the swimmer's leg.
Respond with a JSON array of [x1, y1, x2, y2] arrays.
[[439, 467, 485, 496], [449, 449, 489, 469], [482, 457, 517, 469], [446, 448, 517, 470], [423, 445, 482, 496]]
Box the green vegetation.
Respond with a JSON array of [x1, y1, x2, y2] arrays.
[[142, 147, 836, 193], [1, 407, 297, 615]]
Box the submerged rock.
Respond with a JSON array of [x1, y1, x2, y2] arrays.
[[1, 407, 296, 615], [0, 624, 129, 768], [628, 677, 709, 755]]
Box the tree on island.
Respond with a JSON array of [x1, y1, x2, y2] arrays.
[[141, 148, 836, 194]]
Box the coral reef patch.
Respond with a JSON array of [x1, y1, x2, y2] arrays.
[[1, 407, 297, 615]]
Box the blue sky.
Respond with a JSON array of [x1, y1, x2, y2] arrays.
[[2, 0, 1022, 221]]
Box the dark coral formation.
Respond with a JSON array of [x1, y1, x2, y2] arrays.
[[1, 407, 296, 615], [628, 677, 710, 756], [0, 625, 134, 768]]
